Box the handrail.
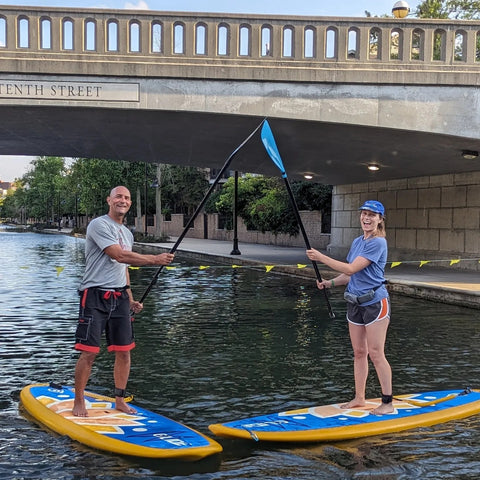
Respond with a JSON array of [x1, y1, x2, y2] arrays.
[[1, 6, 480, 85]]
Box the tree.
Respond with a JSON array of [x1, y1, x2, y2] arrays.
[[71, 158, 126, 219], [0, 184, 24, 221], [292, 181, 332, 233], [415, 1, 480, 60], [160, 165, 209, 218], [416, 0, 480, 19], [2, 156, 332, 237], [206, 175, 332, 236], [22, 156, 66, 223]]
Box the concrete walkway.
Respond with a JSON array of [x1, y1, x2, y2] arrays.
[[138, 236, 480, 310]]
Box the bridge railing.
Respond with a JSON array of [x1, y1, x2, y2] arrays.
[[1, 6, 480, 84]]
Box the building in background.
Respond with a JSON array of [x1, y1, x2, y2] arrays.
[[0, 180, 13, 198]]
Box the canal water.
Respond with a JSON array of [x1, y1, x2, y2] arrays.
[[1, 229, 479, 479]]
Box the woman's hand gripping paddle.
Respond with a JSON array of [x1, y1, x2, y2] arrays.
[[261, 120, 335, 318]]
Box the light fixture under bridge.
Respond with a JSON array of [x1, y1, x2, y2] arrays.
[[461, 150, 479, 160]]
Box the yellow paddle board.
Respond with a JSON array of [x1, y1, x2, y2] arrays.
[[21, 383, 222, 461], [209, 388, 480, 442]]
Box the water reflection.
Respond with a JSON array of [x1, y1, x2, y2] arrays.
[[1, 230, 479, 479]]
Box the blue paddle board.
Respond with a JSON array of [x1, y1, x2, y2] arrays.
[[209, 388, 480, 442], [20, 383, 222, 460]]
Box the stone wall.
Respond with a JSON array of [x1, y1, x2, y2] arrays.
[[149, 211, 330, 249], [329, 171, 480, 271]]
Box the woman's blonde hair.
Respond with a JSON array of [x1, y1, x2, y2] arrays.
[[376, 215, 386, 238]]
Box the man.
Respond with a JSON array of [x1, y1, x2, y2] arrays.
[[73, 186, 174, 417]]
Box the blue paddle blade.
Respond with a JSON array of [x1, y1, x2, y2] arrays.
[[261, 120, 287, 177]]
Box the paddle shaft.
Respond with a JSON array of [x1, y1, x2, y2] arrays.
[[137, 120, 265, 305], [282, 176, 335, 318]]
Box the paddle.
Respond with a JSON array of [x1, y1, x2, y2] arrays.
[[137, 119, 265, 305], [260, 120, 335, 318]]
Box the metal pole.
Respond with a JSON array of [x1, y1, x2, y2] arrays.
[[230, 170, 241, 255], [154, 163, 162, 238], [144, 162, 148, 235]]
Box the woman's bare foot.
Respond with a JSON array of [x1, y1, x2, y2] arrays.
[[371, 402, 394, 415], [115, 398, 137, 414], [340, 397, 366, 409]]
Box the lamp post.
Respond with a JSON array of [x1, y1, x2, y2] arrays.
[[230, 170, 241, 255], [144, 162, 148, 236], [152, 163, 162, 238]]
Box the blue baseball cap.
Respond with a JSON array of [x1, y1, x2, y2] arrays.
[[359, 200, 385, 215]]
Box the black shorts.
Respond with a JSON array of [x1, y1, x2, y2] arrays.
[[75, 287, 135, 353], [347, 297, 390, 326]]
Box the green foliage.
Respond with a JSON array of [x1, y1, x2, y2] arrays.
[[416, 0, 480, 19], [160, 165, 209, 216], [1, 157, 332, 237], [21, 157, 66, 222], [247, 186, 297, 235], [0, 187, 18, 219], [207, 175, 331, 236], [292, 182, 332, 212], [11, 158, 160, 222], [71, 158, 131, 217]]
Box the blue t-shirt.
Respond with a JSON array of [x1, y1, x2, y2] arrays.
[[345, 235, 388, 305]]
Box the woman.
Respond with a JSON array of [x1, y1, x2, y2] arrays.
[[306, 200, 393, 415]]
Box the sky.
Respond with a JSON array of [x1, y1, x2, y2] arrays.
[[0, 0, 421, 182]]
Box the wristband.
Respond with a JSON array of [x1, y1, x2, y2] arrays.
[[330, 279, 335, 287]]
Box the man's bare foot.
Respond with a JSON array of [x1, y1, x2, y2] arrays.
[[115, 398, 137, 414], [72, 399, 88, 417], [341, 398, 366, 409], [371, 403, 394, 415]]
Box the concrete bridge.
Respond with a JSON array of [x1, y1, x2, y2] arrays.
[[1, 6, 479, 268]]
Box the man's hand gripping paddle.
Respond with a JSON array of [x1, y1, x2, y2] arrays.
[[261, 120, 335, 318]]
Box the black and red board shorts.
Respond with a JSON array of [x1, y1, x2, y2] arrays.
[[75, 287, 135, 353]]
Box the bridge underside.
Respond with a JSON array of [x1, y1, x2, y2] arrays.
[[1, 105, 479, 184]]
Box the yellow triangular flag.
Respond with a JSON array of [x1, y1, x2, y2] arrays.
[[265, 265, 275, 273], [390, 262, 402, 268], [419, 261, 430, 267], [297, 264, 307, 269], [199, 265, 210, 270], [450, 259, 460, 266], [55, 266, 65, 276]]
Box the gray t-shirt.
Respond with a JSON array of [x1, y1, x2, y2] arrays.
[[79, 214, 133, 290]]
